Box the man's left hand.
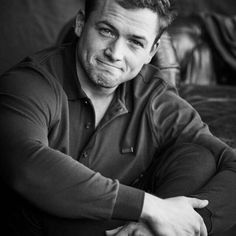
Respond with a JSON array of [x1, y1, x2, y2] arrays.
[[105, 222, 154, 236]]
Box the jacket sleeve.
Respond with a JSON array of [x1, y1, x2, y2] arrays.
[[151, 86, 236, 234], [0, 66, 144, 221]]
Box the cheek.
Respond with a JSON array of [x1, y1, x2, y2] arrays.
[[87, 43, 107, 65], [81, 47, 96, 68], [80, 33, 104, 60], [128, 55, 148, 74]]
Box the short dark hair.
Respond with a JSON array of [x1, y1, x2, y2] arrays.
[[85, 0, 177, 39]]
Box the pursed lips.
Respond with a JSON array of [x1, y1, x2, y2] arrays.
[[96, 59, 123, 71]]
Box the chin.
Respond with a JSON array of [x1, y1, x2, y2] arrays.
[[96, 79, 118, 89], [93, 73, 119, 87]]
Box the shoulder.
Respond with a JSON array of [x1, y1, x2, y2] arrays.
[[0, 43, 75, 99], [132, 64, 178, 102], [23, 42, 75, 86], [0, 45, 73, 117], [132, 64, 198, 120]]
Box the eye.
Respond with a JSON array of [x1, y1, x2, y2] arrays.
[[129, 39, 144, 48], [99, 28, 115, 38]]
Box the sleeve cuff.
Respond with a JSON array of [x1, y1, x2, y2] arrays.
[[112, 183, 145, 221]]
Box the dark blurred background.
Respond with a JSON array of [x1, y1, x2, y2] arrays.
[[0, 0, 83, 75]]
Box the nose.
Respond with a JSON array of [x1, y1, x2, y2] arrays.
[[104, 39, 125, 61]]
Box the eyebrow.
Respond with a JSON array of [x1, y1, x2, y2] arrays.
[[130, 35, 148, 44], [96, 20, 148, 43], [96, 21, 117, 33]]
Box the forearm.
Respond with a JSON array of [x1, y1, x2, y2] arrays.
[[1, 139, 145, 221], [1, 141, 113, 218]]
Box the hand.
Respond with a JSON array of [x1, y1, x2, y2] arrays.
[[141, 193, 208, 236], [105, 222, 154, 236]]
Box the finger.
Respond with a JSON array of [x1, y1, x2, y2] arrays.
[[188, 198, 209, 209], [114, 226, 129, 236], [106, 226, 124, 236], [199, 218, 208, 236], [113, 223, 140, 236]]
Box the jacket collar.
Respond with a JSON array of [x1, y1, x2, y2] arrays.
[[62, 40, 86, 100]]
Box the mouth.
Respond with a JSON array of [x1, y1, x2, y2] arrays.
[[96, 59, 122, 71]]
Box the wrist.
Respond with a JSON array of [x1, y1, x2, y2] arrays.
[[140, 192, 162, 222]]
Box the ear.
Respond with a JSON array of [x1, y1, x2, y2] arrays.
[[74, 9, 85, 37], [146, 40, 160, 64]]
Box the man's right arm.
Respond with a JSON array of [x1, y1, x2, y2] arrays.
[[0, 67, 142, 221]]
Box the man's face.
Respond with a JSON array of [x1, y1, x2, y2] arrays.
[[77, 0, 160, 91]]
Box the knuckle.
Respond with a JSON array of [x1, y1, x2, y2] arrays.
[[129, 222, 138, 229], [133, 230, 144, 236], [195, 226, 200, 233], [181, 196, 188, 202]]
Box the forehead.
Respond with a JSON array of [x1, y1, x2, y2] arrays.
[[89, 0, 160, 38]]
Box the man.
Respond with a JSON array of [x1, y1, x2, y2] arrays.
[[0, 0, 236, 235]]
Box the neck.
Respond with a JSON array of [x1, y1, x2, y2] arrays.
[[79, 69, 115, 127]]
